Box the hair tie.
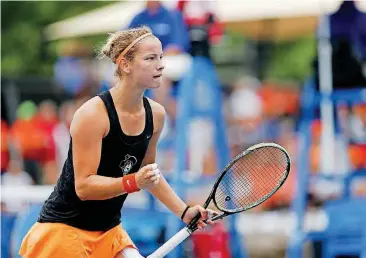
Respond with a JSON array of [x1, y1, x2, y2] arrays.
[[181, 206, 190, 221]]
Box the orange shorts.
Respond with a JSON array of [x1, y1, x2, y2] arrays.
[[19, 222, 136, 258]]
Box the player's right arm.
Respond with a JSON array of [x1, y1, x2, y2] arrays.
[[71, 98, 156, 201]]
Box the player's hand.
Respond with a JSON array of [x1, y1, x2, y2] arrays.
[[183, 205, 219, 230], [135, 163, 161, 190]]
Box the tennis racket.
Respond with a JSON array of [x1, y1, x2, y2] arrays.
[[147, 142, 291, 258]]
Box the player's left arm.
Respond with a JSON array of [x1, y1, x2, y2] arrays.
[[142, 99, 209, 226]]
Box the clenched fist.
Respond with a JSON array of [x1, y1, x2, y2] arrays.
[[135, 163, 161, 190]]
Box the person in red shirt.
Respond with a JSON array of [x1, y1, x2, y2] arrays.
[[177, 0, 223, 59], [1, 119, 10, 173]]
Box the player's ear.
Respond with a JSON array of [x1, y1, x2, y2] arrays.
[[119, 58, 131, 74]]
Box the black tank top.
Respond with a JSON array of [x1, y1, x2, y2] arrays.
[[38, 91, 154, 231]]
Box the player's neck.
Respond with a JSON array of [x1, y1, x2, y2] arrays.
[[111, 81, 144, 113]]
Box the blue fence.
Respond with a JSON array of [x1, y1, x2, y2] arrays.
[[287, 79, 366, 258]]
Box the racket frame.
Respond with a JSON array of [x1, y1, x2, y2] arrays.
[[147, 143, 291, 258], [187, 142, 291, 232]]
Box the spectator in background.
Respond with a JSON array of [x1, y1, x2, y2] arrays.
[[177, 0, 224, 59], [34, 100, 59, 184], [35, 100, 58, 162], [345, 104, 366, 169], [53, 101, 75, 173], [226, 76, 264, 150], [349, 104, 366, 144], [54, 41, 97, 98], [1, 119, 10, 173], [356, 8, 366, 60], [1, 159, 33, 213], [9, 101, 44, 184], [312, 10, 366, 169], [314, 0, 366, 91], [129, 1, 189, 54], [330, 0, 366, 60], [128, 0, 191, 121]]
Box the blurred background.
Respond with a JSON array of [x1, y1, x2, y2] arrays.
[[1, 1, 366, 258]]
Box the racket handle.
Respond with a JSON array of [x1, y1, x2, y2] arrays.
[[147, 227, 191, 258], [187, 211, 202, 229]]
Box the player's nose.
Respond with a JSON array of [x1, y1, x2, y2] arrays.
[[157, 59, 164, 71]]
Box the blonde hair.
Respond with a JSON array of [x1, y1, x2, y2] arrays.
[[99, 26, 153, 77]]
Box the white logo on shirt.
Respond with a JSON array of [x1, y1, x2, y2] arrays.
[[119, 154, 137, 175]]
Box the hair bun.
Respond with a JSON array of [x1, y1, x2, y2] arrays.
[[102, 48, 112, 59]]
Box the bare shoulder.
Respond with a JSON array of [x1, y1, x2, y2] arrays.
[[70, 96, 109, 137], [146, 97, 166, 133], [146, 97, 166, 119]]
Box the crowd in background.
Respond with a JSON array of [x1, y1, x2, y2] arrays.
[[1, 0, 366, 215], [2, 81, 365, 213]]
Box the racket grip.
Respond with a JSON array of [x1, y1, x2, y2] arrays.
[[187, 212, 202, 229], [147, 227, 191, 258]]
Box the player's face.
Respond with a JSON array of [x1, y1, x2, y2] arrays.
[[130, 37, 164, 89]]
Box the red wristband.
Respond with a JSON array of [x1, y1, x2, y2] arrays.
[[122, 173, 140, 193]]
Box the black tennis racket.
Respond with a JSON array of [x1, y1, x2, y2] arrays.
[[147, 142, 291, 258]]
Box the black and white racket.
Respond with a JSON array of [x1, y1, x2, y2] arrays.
[[147, 142, 291, 258]]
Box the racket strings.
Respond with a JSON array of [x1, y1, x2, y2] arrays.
[[237, 147, 287, 204], [215, 147, 288, 212], [239, 147, 287, 201], [216, 150, 284, 210]]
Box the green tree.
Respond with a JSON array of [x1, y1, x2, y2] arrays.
[[1, 1, 112, 77], [266, 36, 316, 82]]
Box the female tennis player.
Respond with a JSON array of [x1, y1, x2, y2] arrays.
[[19, 26, 214, 258]]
